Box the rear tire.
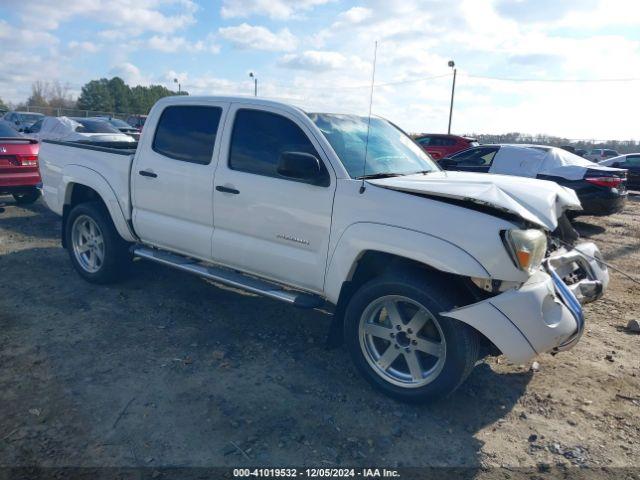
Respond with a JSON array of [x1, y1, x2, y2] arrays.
[[13, 187, 40, 205], [65, 201, 130, 284], [344, 270, 479, 403]]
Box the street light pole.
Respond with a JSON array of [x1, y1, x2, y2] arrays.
[[174, 78, 181, 94], [447, 60, 456, 135], [249, 72, 257, 96]]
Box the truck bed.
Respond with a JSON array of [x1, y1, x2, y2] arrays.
[[39, 139, 136, 218]]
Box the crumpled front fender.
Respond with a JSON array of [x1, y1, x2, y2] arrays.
[[442, 270, 578, 364]]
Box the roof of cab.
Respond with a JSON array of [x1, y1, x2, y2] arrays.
[[154, 95, 309, 115]]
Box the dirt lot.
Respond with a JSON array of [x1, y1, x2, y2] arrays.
[[1, 194, 639, 475]]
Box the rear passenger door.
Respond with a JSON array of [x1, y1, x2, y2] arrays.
[[132, 102, 228, 260], [211, 104, 336, 293]]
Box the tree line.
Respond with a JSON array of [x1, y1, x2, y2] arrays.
[[465, 132, 640, 154], [1, 77, 184, 115]]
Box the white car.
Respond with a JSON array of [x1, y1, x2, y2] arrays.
[[38, 96, 609, 402], [32, 116, 135, 143], [2, 111, 44, 132], [584, 148, 620, 162], [441, 144, 628, 216]]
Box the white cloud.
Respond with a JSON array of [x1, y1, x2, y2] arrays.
[[0, 19, 59, 49], [218, 23, 297, 51], [3, 0, 198, 34], [278, 51, 348, 71], [68, 41, 100, 53], [147, 35, 220, 54], [220, 0, 333, 20], [336, 6, 372, 25], [109, 62, 150, 86]]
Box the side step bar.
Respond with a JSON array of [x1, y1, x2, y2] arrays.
[[133, 246, 324, 309]]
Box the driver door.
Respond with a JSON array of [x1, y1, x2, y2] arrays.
[[211, 105, 336, 293]]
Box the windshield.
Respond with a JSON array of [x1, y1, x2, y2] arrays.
[[18, 113, 43, 123], [308, 113, 440, 178], [72, 119, 121, 134], [107, 118, 133, 129]]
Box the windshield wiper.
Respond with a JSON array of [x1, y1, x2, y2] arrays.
[[356, 172, 404, 180], [405, 170, 435, 175]]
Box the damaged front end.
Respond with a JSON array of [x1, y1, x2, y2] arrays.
[[443, 240, 608, 364]]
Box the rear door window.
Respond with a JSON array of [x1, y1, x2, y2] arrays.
[[153, 106, 222, 165]]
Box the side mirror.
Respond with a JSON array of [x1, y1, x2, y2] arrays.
[[277, 151, 328, 186]]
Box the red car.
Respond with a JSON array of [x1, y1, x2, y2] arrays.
[[0, 122, 41, 204], [414, 134, 478, 160]]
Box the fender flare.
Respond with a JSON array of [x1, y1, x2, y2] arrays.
[[323, 222, 490, 304], [60, 164, 136, 242]]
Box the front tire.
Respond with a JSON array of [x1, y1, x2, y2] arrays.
[[65, 202, 130, 284], [344, 270, 479, 403], [13, 187, 40, 204]]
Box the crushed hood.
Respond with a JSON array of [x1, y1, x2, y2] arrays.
[[368, 170, 581, 230]]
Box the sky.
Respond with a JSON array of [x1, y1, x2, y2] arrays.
[[1, 0, 640, 139]]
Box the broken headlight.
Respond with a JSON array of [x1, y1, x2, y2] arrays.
[[503, 229, 547, 274]]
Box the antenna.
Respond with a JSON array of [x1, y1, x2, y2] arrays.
[[359, 40, 378, 194]]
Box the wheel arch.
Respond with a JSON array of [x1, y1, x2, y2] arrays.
[[60, 169, 136, 247], [324, 224, 499, 354], [324, 222, 490, 305]]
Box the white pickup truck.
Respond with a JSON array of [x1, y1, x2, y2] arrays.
[[39, 96, 609, 402]]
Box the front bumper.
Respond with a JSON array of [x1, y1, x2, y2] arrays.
[[443, 241, 607, 363]]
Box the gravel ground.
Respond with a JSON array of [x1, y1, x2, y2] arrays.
[[0, 194, 639, 475]]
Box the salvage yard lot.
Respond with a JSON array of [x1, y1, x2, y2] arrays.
[[1, 195, 639, 471]]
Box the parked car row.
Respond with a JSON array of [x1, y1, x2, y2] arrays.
[[27, 116, 136, 143], [1, 111, 145, 140], [0, 112, 145, 207]]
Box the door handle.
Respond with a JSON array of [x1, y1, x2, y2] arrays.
[[139, 170, 157, 178], [216, 185, 240, 194]]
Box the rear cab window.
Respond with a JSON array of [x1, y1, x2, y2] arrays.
[[152, 105, 222, 164]]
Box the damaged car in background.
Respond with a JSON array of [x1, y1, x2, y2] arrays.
[[440, 144, 627, 216], [39, 97, 608, 402]]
